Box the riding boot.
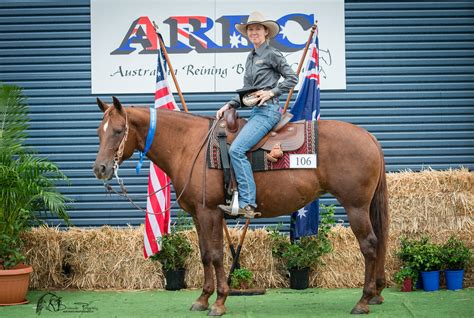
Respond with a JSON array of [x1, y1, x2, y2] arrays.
[[218, 204, 261, 218], [241, 205, 262, 218]]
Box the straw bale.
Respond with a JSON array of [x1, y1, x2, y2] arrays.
[[19, 169, 473, 290], [21, 226, 65, 289], [60, 226, 164, 290], [387, 168, 473, 232]]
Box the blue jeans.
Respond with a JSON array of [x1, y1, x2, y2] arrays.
[[229, 104, 281, 209]]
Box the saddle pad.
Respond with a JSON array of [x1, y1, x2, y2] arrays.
[[207, 120, 318, 172]]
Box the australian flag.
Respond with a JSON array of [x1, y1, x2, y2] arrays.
[[289, 27, 320, 241]]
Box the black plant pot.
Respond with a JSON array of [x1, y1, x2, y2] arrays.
[[165, 269, 186, 291], [289, 267, 310, 290]]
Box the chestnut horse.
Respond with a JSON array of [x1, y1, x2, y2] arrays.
[[93, 97, 389, 316]]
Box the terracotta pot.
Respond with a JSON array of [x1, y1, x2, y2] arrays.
[[0, 263, 33, 305], [401, 277, 413, 292]]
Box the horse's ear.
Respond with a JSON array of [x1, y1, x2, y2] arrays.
[[112, 96, 124, 112], [96, 98, 109, 113]]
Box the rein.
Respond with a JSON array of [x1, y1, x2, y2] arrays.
[[103, 109, 220, 215]]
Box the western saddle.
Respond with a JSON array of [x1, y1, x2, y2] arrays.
[[216, 108, 306, 206]]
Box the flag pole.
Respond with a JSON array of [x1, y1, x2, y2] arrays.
[[152, 22, 189, 113], [282, 22, 318, 115]]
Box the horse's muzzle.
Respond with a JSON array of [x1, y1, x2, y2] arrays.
[[93, 161, 114, 180]]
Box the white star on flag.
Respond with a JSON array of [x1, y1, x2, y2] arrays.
[[297, 207, 307, 218]]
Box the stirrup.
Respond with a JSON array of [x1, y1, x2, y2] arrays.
[[218, 205, 261, 219]]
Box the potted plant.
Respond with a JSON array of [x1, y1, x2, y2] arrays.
[[414, 237, 442, 292], [396, 237, 424, 289], [150, 211, 192, 290], [230, 268, 254, 290], [393, 266, 418, 292], [441, 235, 472, 290], [0, 84, 70, 305], [270, 204, 335, 290]]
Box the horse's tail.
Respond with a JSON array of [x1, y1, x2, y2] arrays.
[[369, 134, 389, 256]]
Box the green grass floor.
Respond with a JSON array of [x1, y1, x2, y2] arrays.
[[0, 287, 472, 318]]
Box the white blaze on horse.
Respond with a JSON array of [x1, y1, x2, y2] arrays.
[[93, 97, 389, 316]]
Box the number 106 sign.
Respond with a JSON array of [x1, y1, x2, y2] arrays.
[[289, 154, 317, 169]]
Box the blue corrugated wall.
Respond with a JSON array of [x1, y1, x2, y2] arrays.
[[1, 0, 473, 228]]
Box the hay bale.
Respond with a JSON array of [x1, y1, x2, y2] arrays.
[[21, 226, 65, 289], [56, 226, 162, 290], [387, 168, 473, 232], [20, 169, 473, 290]]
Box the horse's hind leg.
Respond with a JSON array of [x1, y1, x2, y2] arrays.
[[345, 205, 378, 315], [369, 250, 387, 305], [369, 223, 388, 305]]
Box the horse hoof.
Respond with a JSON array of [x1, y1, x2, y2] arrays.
[[350, 306, 369, 315], [190, 302, 208, 311], [208, 305, 226, 316], [369, 295, 384, 305]]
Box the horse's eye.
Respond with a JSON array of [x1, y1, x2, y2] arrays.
[[113, 129, 123, 135]]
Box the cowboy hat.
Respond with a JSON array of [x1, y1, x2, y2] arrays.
[[235, 11, 280, 39]]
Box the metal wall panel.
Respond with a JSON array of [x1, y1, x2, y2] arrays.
[[1, 0, 473, 228]]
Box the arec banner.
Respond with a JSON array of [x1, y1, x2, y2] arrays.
[[91, 0, 346, 93]]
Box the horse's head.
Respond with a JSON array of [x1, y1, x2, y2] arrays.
[[93, 97, 135, 180]]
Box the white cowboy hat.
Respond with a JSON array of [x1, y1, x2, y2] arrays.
[[235, 11, 280, 39]]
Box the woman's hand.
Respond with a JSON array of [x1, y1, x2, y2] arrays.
[[254, 90, 275, 106], [216, 103, 231, 119]]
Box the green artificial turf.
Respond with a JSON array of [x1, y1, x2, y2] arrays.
[[0, 287, 472, 317]]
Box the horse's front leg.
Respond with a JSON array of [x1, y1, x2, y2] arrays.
[[195, 207, 228, 316], [190, 214, 215, 312], [209, 212, 229, 317]]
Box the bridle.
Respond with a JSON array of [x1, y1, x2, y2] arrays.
[[102, 107, 220, 215], [103, 108, 173, 215], [112, 110, 129, 184]]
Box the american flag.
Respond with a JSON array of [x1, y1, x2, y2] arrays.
[[290, 27, 321, 241], [143, 36, 180, 258]]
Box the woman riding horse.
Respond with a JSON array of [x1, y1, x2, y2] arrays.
[[216, 11, 298, 218], [94, 96, 388, 316], [93, 12, 389, 316]]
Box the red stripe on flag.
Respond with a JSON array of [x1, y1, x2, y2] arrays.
[[155, 86, 170, 100], [149, 178, 166, 232], [312, 47, 318, 61], [156, 101, 177, 110], [144, 213, 159, 256]]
